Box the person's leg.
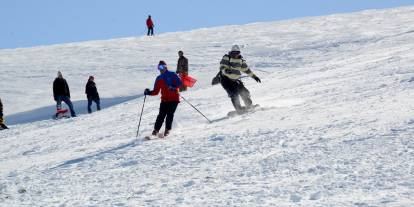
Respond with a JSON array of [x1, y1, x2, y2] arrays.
[[87, 98, 93, 113], [95, 98, 101, 111], [154, 102, 168, 132], [147, 27, 150, 36], [238, 81, 253, 107], [165, 102, 179, 131], [150, 27, 154, 36], [56, 96, 63, 110], [221, 76, 243, 112], [62, 96, 76, 117]]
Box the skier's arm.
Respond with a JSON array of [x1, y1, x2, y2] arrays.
[[239, 59, 255, 77], [149, 78, 162, 96], [174, 74, 182, 88]]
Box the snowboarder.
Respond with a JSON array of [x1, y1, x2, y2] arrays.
[[53, 71, 76, 117], [144, 61, 182, 137], [215, 45, 261, 114], [176, 50, 189, 92], [146, 15, 154, 36], [85, 76, 101, 113], [0, 98, 8, 130]]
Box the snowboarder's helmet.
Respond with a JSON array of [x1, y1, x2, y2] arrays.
[[231, 45, 241, 52]]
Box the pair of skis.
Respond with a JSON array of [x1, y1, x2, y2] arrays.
[[144, 132, 168, 141]]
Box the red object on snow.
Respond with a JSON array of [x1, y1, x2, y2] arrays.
[[180, 74, 197, 87], [57, 108, 68, 114]]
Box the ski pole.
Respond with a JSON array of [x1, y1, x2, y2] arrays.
[[136, 95, 147, 138], [180, 95, 212, 123]]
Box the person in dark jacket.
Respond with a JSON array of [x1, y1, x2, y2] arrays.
[[85, 76, 101, 113], [0, 98, 8, 130], [53, 71, 76, 117], [144, 61, 182, 137], [176, 50, 189, 92], [146, 15, 154, 36]]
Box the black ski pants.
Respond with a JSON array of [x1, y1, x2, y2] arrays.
[[154, 101, 179, 131], [87, 97, 101, 113], [147, 26, 154, 36], [220, 75, 252, 112]]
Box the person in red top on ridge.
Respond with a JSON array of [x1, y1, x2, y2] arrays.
[[146, 15, 154, 36], [144, 61, 182, 137]]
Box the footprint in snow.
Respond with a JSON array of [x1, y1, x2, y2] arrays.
[[290, 194, 302, 202]]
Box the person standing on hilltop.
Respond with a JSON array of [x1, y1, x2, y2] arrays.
[[146, 15, 154, 36]]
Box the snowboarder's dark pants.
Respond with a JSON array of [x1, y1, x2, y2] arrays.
[[220, 75, 252, 112], [154, 101, 179, 131], [56, 95, 76, 117], [87, 97, 101, 113], [147, 27, 154, 36]]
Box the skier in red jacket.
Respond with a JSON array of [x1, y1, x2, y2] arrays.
[[144, 61, 182, 137], [146, 15, 154, 36]]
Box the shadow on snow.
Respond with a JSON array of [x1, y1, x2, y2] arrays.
[[49, 138, 142, 171], [5, 95, 142, 125]]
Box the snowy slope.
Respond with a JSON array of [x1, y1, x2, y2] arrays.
[[1, 6, 414, 206]]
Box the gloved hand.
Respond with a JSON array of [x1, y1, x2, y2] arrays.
[[253, 75, 261, 83], [144, 88, 151, 95]]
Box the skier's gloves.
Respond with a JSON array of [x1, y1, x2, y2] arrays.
[[144, 88, 151, 95], [253, 75, 261, 83]]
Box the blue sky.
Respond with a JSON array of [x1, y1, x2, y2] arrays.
[[1, 0, 413, 49]]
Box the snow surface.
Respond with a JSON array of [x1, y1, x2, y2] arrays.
[[1, 6, 414, 206]]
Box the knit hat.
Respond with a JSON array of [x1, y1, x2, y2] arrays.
[[231, 45, 241, 52], [158, 60, 167, 70], [89, 76, 94, 80], [57, 71, 63, 77]]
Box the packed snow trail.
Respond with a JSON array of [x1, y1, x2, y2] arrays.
[[1, 6, 414, 206]]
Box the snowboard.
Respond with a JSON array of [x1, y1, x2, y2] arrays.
[[53, 108, 70, 119], [227, 104, 260, 117]]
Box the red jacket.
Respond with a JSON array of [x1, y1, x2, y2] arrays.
[[149, 71, 181, 102], [146, 18, 154, 28]]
